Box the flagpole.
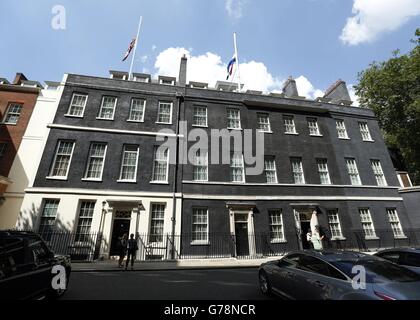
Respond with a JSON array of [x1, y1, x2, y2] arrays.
[[233, 32, 241, 92], [129, 16, 143, 80]]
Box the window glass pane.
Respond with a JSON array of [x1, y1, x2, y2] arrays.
[[193, 106, 207, 126], [307, 118, 320, 135], [150, 204, 165, 242], [291, 158, 305, 184], [264, 158, 277, 183], [317, 159, 331, 184], [227, 108, 241, 129], [68, 94, 87, 116], [4, 103, 23, 124], [230, 153, 244, 182], [98, 96, 116, 119], [51, 141, 74, 177], [129, 98, 145, 121], [192, 208, 208, 242], [258, 113, 271, 132], [193, 149, 208, 181], [157, 102, 172, 123], [120, 145, 138, 180], [269, 210, 284, 241], [284, 116, 296, 133], [152, 147, 169, 181], [39, 200, 59, 241], [346, 158, 361, 185], [75, 201, 95, 242], [85, 143, 106, 179], [336, 120, 348, 139]]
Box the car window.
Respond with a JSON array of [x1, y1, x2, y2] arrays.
[[332, 258, 420, 283], [377, 251, 400, 264], [281, 254, 302, 268], [296, 255, 346, 280], [401, 253, 420, 267], [27, 238, 50, 263]]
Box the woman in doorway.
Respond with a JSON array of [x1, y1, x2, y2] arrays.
[[117, 233, 128, 268], [311, 225, 324, 251]]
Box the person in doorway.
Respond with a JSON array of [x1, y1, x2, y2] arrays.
[[117, 233, 128, 268], [125, 233, 138, 270], [306, 231, 314, 249], [311, 225, 324, 250]]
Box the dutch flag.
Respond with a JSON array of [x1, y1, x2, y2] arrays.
[[226, 56, 236, 80]]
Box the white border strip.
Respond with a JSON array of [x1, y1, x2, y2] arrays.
[[48, 123, 182, 138], [183, 194, 403, 201]]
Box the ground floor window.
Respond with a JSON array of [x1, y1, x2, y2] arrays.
[[386, 208, 405, 238], [327, 209, 343, 239], [149, 204, 165, 242], [269, 209, 285, 242], [75, 201, 96, 242], [191, 208, 208, 243], [39, 199, 60, 241], [359, 208, 376, 239]]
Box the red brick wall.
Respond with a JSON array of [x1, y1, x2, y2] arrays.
[[0, 88, 39, 177]]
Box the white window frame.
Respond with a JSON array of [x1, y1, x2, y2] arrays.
[[66, 93, 88, 117], [193, 149, 208, 182], [192, 106, 208, 127], [48, 140, 75, 179], [257, 113, 272, 133], [38, 199, 59, 240], [359, 122, 373, 141], [371, 159, 387, 186], [291, 157, 305, 184], [345, 158, 362, 185], [386, 208, 405, 238], [83, 143, 107, 181], [317, 158, 331, 185], [230, 153, 245, 182], [74, 201, 96, 243], [269, 209, 285, 243], [156, 101, 173, 124], [149, 203, 166, 243], [327, 209, 344, 239], [159, 79, 175, 85], [227, 108, 241, 130], [191, 207, 209, 244], [118, 145, 139, 182], [336, 120, 349, 139], [264, 157, 278, 183], [128, 98, 146, 122], [3, 103, 23, 124], [359, 208, 377, 239], [307, 117, 321, 136], [151, 146, 170, 183], [284, 115, 297, 134], [97, 96, 117, 120]]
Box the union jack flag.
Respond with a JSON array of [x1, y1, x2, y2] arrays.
[[122, 38, 136, 62]]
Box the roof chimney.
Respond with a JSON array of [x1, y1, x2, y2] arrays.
[[282, 76, 299, 97], [178, 54, 187, 86], [13, 72, 28, 85], [323, 79, 352, 105]]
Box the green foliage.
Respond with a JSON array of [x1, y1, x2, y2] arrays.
[[355, 29, 420, 184]]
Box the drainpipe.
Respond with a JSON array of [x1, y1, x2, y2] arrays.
[[170, 91, 184, 259]]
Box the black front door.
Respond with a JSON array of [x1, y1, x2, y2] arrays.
[[301, 221, 311, 249], [110, 219, 131, 256], [235, 223, 249, 256]]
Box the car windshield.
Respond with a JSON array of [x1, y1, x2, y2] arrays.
[[331, 258, 420, 283]]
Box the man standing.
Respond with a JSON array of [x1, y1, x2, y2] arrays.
[[125, 233, 138, 270]]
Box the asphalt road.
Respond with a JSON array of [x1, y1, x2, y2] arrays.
[[63, 267, 274, 300]]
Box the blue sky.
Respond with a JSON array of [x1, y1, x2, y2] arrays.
[[0, 0, 419, 99]]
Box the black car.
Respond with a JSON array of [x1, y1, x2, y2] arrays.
[[259, 250, 420, 300], [0, 230, 71, 300], [375, 248, 420, 274]]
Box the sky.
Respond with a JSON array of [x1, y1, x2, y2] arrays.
[[0, 0, 419, 102]]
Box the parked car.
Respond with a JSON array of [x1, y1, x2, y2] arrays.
[[0, 230, 71, 300], [258, 250, 420, 300], [375, 248, 420, 274]]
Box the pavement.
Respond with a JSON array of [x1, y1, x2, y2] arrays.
[[71, 256, 282, 272]]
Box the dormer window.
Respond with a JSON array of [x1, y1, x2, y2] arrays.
[[159, 79, 175, 85]]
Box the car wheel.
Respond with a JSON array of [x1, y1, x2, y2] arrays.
[[259, 271, 272, 295]]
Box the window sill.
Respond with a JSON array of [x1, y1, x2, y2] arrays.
[[258, 130, 273, 134], [127, 119, 144, 123], [156, 122, 172, 125], [1, 122, 17, 126], [81, 178, 103, 182], [362, 139, 375, 143], [150, 181, 169, 184], [64, 114, 84, 118], [394, 235, 408, 239], [46, 176, 68, 181], [331, 237, 346, 241], [365, 236, 380, 240], [117, 179, 137, 183], [285, 132, 298, 135], [338, 137, 351, 140], [96, 117, 114, 121], [270, 239, 287, 244], [227, 127, 242, 131], [310, 134, 323, 137], [192, 124, 208, 128], [190, 241, 210, 246]]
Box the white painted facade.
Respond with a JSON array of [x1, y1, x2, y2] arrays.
[[0, 79, 65, 228], [16, 188, 182, 259]]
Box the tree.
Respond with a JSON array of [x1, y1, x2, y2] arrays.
[[355, 29, 420, 185]]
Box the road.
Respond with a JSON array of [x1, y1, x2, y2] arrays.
[[63, 267, 274, 300]]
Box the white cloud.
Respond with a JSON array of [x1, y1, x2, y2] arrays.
[[340, 0, 420, 45], [295, 76, 324, 99], [154, 47, 283, 92], [225, 0, 247, 19], [347, 84, 360, 106]]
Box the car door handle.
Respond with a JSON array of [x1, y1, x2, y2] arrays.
[[314, 280, 325, 288]]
